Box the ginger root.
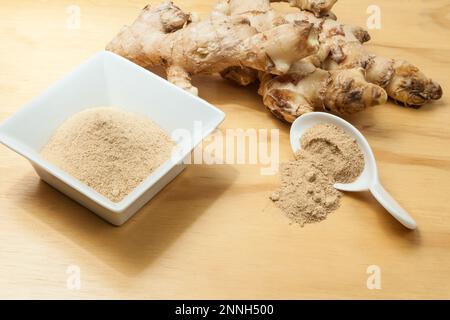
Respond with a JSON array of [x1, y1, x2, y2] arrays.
[[323, 43, 443, 106], [106, 1, 318, 95], [283, 0, 338, 17], [259, 62, 387, 122], [217, 0, 442, 121], [106, 0, 442, 123], [214, 0, 336, 17]]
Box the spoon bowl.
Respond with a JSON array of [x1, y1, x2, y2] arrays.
[[290, 112, 417, 230]]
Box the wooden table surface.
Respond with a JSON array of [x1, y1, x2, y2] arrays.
[[1, 0, 449, 299]]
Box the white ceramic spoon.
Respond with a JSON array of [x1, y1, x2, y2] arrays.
[[290, 112, 417, 230]]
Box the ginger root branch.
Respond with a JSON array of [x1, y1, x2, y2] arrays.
[[106, 1, 318, 95]]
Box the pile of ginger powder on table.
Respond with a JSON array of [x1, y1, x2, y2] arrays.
[[271, 123, 365, 227]]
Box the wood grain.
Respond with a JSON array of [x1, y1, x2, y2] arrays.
[[0, 0, 449, 299]]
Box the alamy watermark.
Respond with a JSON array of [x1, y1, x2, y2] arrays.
[[66, 5, 81, 30], [366, 5, 382, 30], [366, 265, 382, 290], [170, 121, 280, 175], [66, 264, 81, 290]]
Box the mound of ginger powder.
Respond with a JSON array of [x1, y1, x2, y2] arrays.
[[40, 107, 175, 202], [270, 123, 365, 227]]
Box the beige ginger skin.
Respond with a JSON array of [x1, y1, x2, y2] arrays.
[[107, 0, 442, 123], [216, 0, 442, 121], [106, 1, 319, 95], [258, 61, 387, 122]]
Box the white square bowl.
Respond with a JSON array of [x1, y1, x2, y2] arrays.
[[0, 51, 225, 226]]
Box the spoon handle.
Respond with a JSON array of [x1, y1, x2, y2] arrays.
[[369, 183, 417, 230]]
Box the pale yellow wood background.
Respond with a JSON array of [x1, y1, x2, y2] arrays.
[[0, 0, 449, 299]]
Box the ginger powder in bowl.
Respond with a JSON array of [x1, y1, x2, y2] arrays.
[[40, 107, 175, 202]]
